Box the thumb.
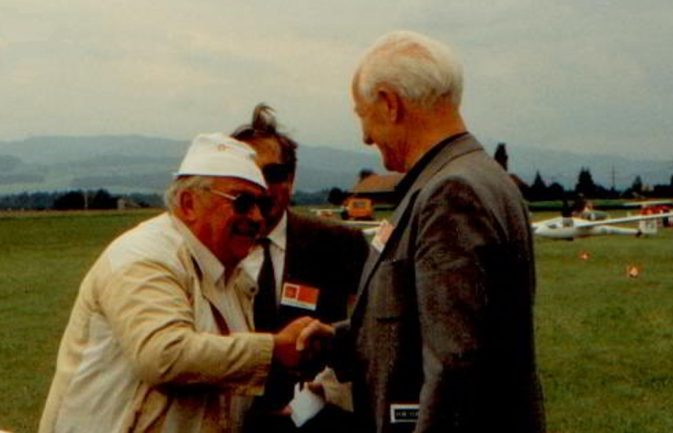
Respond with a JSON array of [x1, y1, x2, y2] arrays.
[[296, 319, 321, 351]]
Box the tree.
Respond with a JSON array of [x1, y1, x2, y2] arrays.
[[575, 168, 597, 198], [494, 142, 508, 171], [630, 176, 644, 195], [527, 171, 547, 202], [53, 191, 85, 210], [327, 187, 348, 206], [547, 182, 565, 200], [90, 189, 118, 209]]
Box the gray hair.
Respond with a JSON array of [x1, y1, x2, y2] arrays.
[[355, 30, 463, 108], [163, 176, 214, 213]]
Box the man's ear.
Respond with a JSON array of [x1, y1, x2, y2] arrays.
[[288, 173, 296, 192], [377, 86, 403, 123], [178, 189, 198, 222]]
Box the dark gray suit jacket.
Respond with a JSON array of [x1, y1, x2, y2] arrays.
[[246, 210, 369, 430], [336, 134, 545, 433], [279, 210, 369, 325]]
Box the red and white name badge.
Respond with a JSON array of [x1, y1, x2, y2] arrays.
[[371, 219, 395, 252], [280, 282, 320, 311]]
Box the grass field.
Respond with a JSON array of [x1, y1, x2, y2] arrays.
[[1, 209, 672, 432]]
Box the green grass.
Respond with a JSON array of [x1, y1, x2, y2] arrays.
[[0, 209, 160, 433], [535, 219, 673, 433], [1, 209, 672, 432]]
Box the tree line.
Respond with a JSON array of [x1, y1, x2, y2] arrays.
[[524, 168, 673, 201], [493, 143, 673, 202], [0, 189, 163, 211], [0, 189, 330, 210]]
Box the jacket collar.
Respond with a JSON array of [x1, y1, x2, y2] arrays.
[[385, 133, 482, 239], [397, 133, 479, 201], [169, 214, 225, 285]]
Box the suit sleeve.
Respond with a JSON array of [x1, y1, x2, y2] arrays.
[[412, 178, 498, 431]]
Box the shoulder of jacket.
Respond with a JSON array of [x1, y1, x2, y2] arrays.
[[104, 214, 187, 275]]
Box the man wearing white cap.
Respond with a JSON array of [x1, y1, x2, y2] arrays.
[[39, 133, 331, 433]]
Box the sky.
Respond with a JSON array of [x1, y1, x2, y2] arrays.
[[1, 0, 672, 159]]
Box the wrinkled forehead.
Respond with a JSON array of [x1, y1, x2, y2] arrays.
[[211, 176, 266, 195]]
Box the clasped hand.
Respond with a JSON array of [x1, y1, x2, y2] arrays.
[[272, 316, 334, 379]]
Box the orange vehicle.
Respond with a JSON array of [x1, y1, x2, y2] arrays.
[[341, 197, 374, 220]]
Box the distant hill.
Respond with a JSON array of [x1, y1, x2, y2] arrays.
[[0, 135, 670, 194], [0, 135, 385, 194]]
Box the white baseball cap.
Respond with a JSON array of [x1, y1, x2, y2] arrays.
[[176, 133, 267, 189]]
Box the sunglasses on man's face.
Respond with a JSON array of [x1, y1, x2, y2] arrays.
[[262, 163, 294, 184], [207, 189, 273, 216]]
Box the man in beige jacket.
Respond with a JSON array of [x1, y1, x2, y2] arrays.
[[39, 133, 330, 433]]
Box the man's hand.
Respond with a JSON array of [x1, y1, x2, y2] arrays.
[[272, 317, 335, 370], [297, 319, 335, 352], [297, 319, 335, 379], [305, 381, 326, 398]]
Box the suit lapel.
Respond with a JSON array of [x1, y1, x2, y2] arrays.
[[350, 191, 418, 321], [402, 134, 482, 199], [277, 211, 313, 323], [352, 135, 483, 320], [283, 211, 297, 284]]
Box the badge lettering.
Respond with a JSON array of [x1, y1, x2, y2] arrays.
[[390, 403, 419, 423]]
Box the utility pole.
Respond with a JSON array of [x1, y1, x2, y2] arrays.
[[611, 165, 616, 190]]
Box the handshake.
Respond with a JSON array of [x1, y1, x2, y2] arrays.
[[271, 316, 335, 379]]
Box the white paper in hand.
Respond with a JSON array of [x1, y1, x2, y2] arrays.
[[289, 383, 325, 427]]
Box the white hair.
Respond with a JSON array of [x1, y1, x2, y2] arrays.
[[355, 30, 464, 108], [163, 175, 214, 213]]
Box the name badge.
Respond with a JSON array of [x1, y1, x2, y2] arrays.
[[371, 219, 395, 252], [390, 403, 419, 424], [280, 282, 319, 311]]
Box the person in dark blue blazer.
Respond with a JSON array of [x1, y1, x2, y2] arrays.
[[233, 104, 369, 433]]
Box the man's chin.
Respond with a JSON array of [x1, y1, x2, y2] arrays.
[[229, 236, 257, 258], [382, 154, 404, 173], [236, 234, 257, 245]]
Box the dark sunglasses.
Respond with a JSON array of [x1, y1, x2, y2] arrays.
[[207, 189, 273, 215], [262, 163, 294, 184]]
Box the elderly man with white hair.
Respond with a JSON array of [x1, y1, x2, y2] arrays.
[[39, 133, 331, 433], [332, 30, 546, 432]]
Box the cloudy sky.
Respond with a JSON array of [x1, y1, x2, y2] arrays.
[[1, 0, 672, 159]]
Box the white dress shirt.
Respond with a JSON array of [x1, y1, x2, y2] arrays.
[[240, 213, 287, 304], [239, 212, 353, 416], [172, 215, 254, 333]]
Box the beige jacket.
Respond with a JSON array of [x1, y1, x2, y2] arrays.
[[39, 213, 274, 433]]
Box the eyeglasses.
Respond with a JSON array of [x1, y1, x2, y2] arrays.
[[206, 189, 273, 215], [262, 163, 294, 184]]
